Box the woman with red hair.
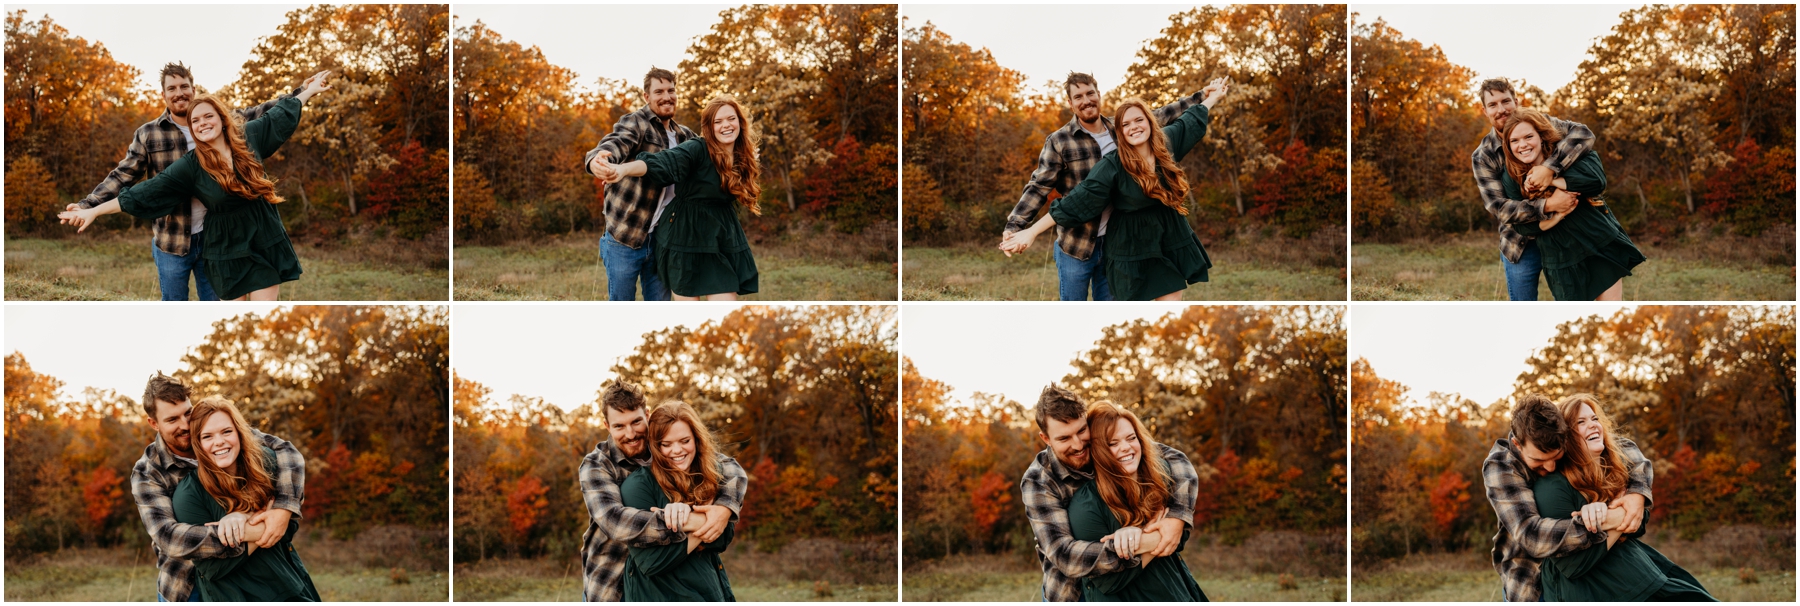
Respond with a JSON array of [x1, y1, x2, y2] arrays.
[[1066, 402, 1208, 601], [1499, 109, 1644, 301]]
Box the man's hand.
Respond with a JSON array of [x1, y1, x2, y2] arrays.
[[1147, 516, 1185, 557], [692, 504, 729, 543], [1608, 492, 1646, 533], [588, 150, 618, 182], [1524, 164, 1555, 195], [1543, 188, 1579, 214], [58, 208, 98, 232], [249, 508, 293, 549], [1108, 526, 1143, 559]]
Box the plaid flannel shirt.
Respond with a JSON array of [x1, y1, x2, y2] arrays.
[[579, 438, 747, 602], [77, 87, 300, 256], [582, 106, 697, 249], [1021, 442, 1199, 601], [131, 429, 306, 602], [1484, 433, 1653, 602], [1005, 89, 1209, 261], [1471, 117, 1596, 263]]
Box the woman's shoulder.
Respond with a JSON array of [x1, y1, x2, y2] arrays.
[[619, 465, 656, 490]]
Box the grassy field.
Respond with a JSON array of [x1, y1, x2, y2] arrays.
[[904, 531, 1346, 601], [1352, 525, 1796, 601], [1352, 230, 1795, 300], [454, 228, 897, 301], [454, 537, 896, 601], [4, 525, 447, 601], [5, 231, 448, 301], [902, 230, 1347, 301]]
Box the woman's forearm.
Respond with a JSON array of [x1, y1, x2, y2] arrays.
[[93, 199, 123, 216], [619, 160, 647, 179], [1023, 213, 1055, 239], [1132, 529, 1163, 555], [1604, 528, 1622, 549]]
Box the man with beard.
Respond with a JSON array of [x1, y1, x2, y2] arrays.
[[64, 62, 326, 301], [1019, 385, 1199, 601], [582, 67, 693, 301], [579, 380, 746, 601], [1469, 78, 1598, 301], [130, 373, 307, 602], [998, 73, 1215, 301]]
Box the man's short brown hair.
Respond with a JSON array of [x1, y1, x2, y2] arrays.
[[643, 67, 676, 93], [1478, 78, 1515, 103], [142, 372, 190, 419], [600, 380, 648, 420], [1510, 393, 1566, 453], [1064, 72, 1099, 98], [160, 62, 193, 88], [1034, 385, 1087, 433]]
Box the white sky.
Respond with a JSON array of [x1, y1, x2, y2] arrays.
[[1351, 304, 1630, 407], [5, 304, 287, 401], [10, 5, 307, 92], [452, 304, 740, 410], [903, 305, 1191, 407], [453, 4, 734, 94], [903, 5, 1208, 95], [1355, 5, 1635, 93]]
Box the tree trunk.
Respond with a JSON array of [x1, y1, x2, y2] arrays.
[[1634, 180, 1649, 223], [782, 165, 797, 211], [344, 170, 357, 215], [1230, 171, 1244, 216], [1679, 169, 1693, 213]]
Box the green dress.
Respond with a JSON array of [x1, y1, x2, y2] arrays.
[[170, 447, 320, 602], [1506, 151, 1645, 301], [118, 97, 305, 300], [620, 466, 737, 602], [1066, 479, 1208, 602], [1050, 103, 1213, 301], [1533, 471, 1716, 602], [639, 138, 759, 297]]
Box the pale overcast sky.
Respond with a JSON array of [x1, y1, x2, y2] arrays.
[[904, 5, 1207, 95], [7, 304, 287, 401], [454, 4, 733, 93], [11, 5, 306, 92], [453, 304, 741, 410], [1356, 5, 1635, 93], [1351, 304, 1629, 407], [903, 305, 1194, 407]]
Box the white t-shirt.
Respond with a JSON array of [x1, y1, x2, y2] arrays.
[[173, 123, 204, 234], [648, 128, 679, 232], [1081, 124, 1116, 236]]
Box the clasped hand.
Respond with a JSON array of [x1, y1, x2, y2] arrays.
[[589, 151, 624, 185], [653, 501, 729, 543]]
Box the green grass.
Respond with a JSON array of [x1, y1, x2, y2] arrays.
[[1352, 562, 1794, 601], [454, 537, 896, 602], [901, 233, 1346, 301], [1352, 231, 1795, 300], [454, 231, 897, 301], [4, 552, 446, 602], [452, 573, 895, 602], [4, 233, 447, 301], [902, 568, 1346, 602]]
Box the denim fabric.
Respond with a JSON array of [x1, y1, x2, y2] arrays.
[[151, 230, 218, 301], [598, 231, 670, 301], [1053, 236, 1112, 301], [1502, 240, 1543, 301]]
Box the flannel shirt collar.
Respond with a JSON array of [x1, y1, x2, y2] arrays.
[[1038, 448, 1093, 485], [596, 438, 650, 469], [1060, 115, 1115, 142], [145, 435, 198, 474], [632, 105, 682, 136]]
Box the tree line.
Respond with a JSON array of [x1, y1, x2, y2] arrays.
[[4, 6, 450, 243], [903, 306, 1346, 562], [4, 306, 449, 555], [903, 5, 1347, 246], [1353, 306, 1795, 563], [1353, 5, 1795, 241], [452, 4, 898, 245], [453, 306, 897, 561]]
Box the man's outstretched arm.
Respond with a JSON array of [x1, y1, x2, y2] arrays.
[[1020, 471, 1133, 579], [130, 461, 246, 561], [75, 131, 153, 210], [1004, 139, 1065, 235], [579, 453, 683, 548]]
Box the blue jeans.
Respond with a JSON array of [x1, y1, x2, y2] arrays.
[[1502, 240, 1544, 301], [1053, 237, 1112, 301], [598, 231, 670, 301], [152, 231, 218, 301]]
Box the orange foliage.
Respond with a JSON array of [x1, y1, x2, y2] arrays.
[[967, 470, 1011, 537], [81, 466, 125, 529], [1427, 469, 1470, 538], [506, 475, 550, 539]]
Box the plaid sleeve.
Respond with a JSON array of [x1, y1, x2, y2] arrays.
[[237, 85, 303, 121], [579, 452, 682, 548], [1481, 451, 1601, 559], [254, 429, 306, 517], [1150, 89, 1205, 125], [1615, 438, 1654, 505], [78, 128, 151, 209], [1020, 467, 1130, 579], [712, 455, 748, 516], [1005, 136, 1065, 234], [1473, 146, 1548, 225], [585, 114, 642, 176], [1155, 443, 1198, 526], [1543, 117, 1596, 176], [130, 458, 244, 560]]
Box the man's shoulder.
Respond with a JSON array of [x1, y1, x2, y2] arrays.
[[1021, 449, 1055, 484]]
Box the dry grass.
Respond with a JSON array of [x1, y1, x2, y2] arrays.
[[452, 536, 896, 602]]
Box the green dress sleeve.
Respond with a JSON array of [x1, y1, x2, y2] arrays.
[[1069, 483, 1144, 594], [1559, 151, 1608, 197], [116, 154, 199, 220], [1534, 473, 1611, 580], [622, 469, 691, 576], [243, 97, 304, 160], [1501, 172, 1547, 236], [1160, 103, 1211, 162], [637, 138, 708, 189], [1050, 156, 1120, 227]]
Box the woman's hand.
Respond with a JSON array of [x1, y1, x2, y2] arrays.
[[658, 502, 694, 534], [1577, 502, 1609, 533], [998, 229, 1037, 256], [296, 70, 333, 103], [1109, 526, 1144, 559], [589, 151, 619, 182], [1200, 77, 1232, 109], [213, 512, 251, 547], [58, 208, 102, 232], [1523, 165, 1556, 196]]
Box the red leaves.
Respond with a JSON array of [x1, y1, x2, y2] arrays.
[[1426, 469, 1470, 538], [967, 470, 1011, 537], [81, 466, 125, 529], [505, 475, 549, 538]]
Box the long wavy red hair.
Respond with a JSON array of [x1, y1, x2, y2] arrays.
[[1499, 109, 1564, 192], [1112, 98, 1191, 215], [701, 96, 761, 216], [187, 95, 284, 205], [1086, 401, 1170, 527], [1556, 394, 1631, 504], [647, 401, 723, 505], [188, 397, 275, 515]]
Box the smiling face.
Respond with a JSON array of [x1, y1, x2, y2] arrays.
[[162, 74, 194, 117], [1482, 89, 1518, 133], [196, 410, 241, 469], [607, 405, 650, 458], [189, 101, 224, 145], [1514, 438, 1563, 476], [1041, 414, 1091, 469], [1508, 121, 1543, 165], [1573, 403, 1605, 455], [658, 419, 697, 471], [149, 398, 194, 457], [1105, 417, 1142, 475], [1067, 82, 1102, 125], [710, 104, 740, 145], [1118, 106, 1152, 147], [646, 78, 678, 119]]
